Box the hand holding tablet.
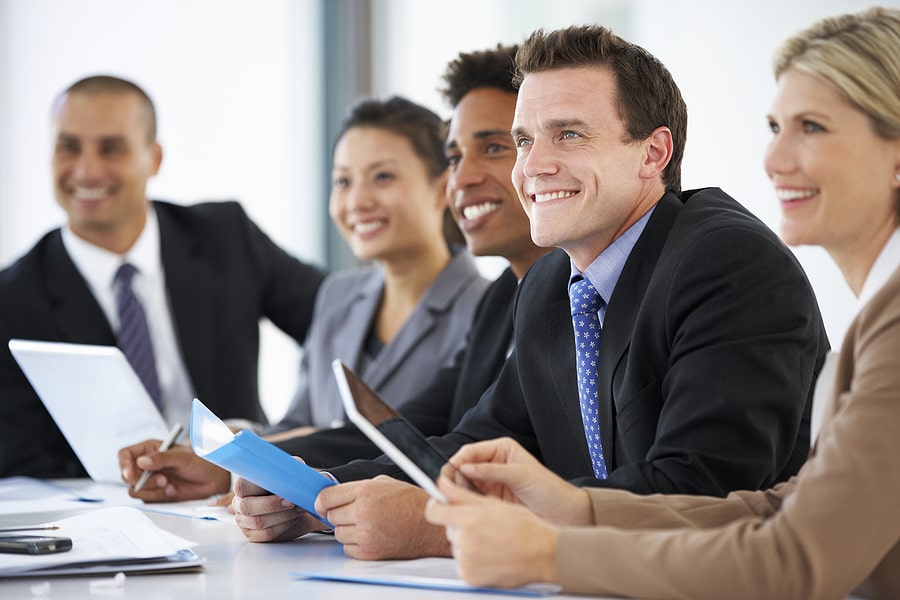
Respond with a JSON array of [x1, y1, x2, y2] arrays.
[[332, 360, 480, 503]]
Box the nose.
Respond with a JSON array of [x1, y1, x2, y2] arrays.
[[448, 154, 485, 194], [342, 181, 376, 212], [518, 137, 559, 179], [71, 150, 103, 181], [763, 130, 795, 181]]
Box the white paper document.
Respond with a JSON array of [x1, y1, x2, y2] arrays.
[[294, 557, 562, 597], [0, 506, 202, 577]]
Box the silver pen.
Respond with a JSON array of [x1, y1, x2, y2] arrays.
[[133, 422, 184, 492]]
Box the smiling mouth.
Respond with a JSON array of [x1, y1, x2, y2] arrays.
[[462, 202, 501, 220], [352, 220, 387, 235], [72, 187, 111, 201], [776, 188, 818, 203], [533, 191, 577, 203]]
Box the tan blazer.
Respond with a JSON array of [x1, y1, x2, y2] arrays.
[[556, 264, 900, 600]]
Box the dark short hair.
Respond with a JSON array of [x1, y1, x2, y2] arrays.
[[335, 96, 448, 179], [440, 44, 519, 108], [55, 75, 158, 143], [514, 25, 687, 195]]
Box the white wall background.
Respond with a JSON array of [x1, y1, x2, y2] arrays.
[[0, 0, 325, 421], [1, 0, 894, 420]]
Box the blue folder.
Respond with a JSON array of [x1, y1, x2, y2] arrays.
[[189, 399, 335, 526]]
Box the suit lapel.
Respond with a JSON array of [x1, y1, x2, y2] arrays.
[[597, 193, 682, 468], [453, 269, 517, 420], [360, 250, 475, 390], [344, 274, 383, 379], [362, 292, 436, 391], [539, 252, 594, 470], [44, 232, 116, 344], [472, 270, 516, 379], [155, 205, 216, 399]]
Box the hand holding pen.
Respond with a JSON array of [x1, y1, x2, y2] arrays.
[[133, 423, 184, 492]]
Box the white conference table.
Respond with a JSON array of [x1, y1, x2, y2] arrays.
[[0, 479, 612, 600]]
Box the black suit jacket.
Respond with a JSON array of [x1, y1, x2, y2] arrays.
[[276, 268, 518, 468], [0, 200, 325, 478], [333, 188, 830, 498]]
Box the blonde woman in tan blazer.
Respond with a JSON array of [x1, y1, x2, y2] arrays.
[[425, 7, 900, 600]]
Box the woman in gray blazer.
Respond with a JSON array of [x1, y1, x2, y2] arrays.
[[425, 8, 900, 599], [270, 97, 488, 434]]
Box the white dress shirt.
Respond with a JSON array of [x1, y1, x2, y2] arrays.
[[61, 207, 196, 429]]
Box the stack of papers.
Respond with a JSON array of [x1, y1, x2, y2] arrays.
[[0, 506, 202, 577]]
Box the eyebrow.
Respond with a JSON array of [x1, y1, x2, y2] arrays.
[[767, 109, 835, 124], [54, 133, 132, 150], [445, 128, 511, 151], [474, 128, 512, 140], [332, 158, 399, 173], [512, 118, 593, 138]]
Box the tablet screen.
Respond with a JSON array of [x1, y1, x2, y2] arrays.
[[333, 360, 479, 500]]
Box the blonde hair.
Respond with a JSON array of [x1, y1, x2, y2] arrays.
[[773, 7, 900, 140]]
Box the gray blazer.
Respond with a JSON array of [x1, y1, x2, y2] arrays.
[[275, 247, 489, 429]]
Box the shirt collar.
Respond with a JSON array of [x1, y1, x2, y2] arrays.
[[569, 205, 656, 305], [61, 205, 161, 293]]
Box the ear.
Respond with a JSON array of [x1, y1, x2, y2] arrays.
[[150, 142, 163, 176], [892, 136, 900, 190], [639, 126, 673, 182]]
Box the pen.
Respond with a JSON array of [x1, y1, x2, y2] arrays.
[[0, 526, 59, 533], [133, 422, 184, 492]]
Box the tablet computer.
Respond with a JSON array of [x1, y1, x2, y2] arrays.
[[332, 359, 478, 503], [8, 339, 169, 482]]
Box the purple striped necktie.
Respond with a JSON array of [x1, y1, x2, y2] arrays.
[[114, 263, 162, 410]]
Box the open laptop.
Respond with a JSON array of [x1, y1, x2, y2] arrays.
[[332, 359, 480, 503], [8, 339, 169, 482]]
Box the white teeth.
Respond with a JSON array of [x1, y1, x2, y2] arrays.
[[73, 187, 108, 200], [776, 188, 817, 201], [353, 220, 386, 234], [462, 202, 501, 220], [534, 191, 576, 203]]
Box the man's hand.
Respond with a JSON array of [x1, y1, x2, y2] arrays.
[[231, 477, 325, 542], [316, 475, 450, 560], [118, 440, 231, 502]]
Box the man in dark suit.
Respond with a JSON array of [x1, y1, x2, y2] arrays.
[[232, 27, 829, 562], [0, 75, 325, 478], [116, 45, 551, 503]]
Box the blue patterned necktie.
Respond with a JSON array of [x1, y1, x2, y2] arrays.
[[114, 263, 162, 410], [569, 277, 609, 479]]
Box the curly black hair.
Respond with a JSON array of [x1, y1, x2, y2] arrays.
[[439, 44, 519, 108]]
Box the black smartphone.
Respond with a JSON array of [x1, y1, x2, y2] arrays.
[[0, 535, 73, 555]]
